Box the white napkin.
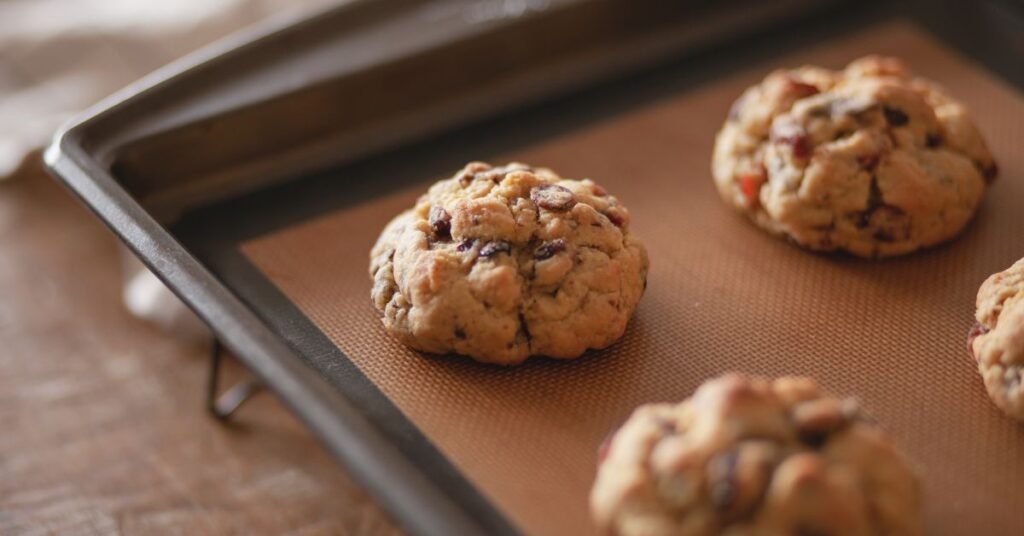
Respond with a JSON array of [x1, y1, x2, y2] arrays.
[[0, 0, 337, 178], [1, 0, 338, 340]]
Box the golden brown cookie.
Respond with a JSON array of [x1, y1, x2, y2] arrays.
[[369, 162, 648, 365], [713, 55, 996, 257], [590, 374, 922, 535], [970, 257, 1024, 420]]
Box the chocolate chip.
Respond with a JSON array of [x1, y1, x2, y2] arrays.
[[428, 206, 451, 238], [456, 238, 475, 252], [454, 328, 466, 340], [925, 132, 942, 148], [534, 239, 566, 260], [479, 240, 511, 258], [883, 106, 909, 126], [531, 184, 576, 211]]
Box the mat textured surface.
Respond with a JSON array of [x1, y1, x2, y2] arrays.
[[243, 22, 1024, 535]]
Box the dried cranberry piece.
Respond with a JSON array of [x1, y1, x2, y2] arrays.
[[530, 184, 576, 211], [787, 79, 820, 98], [772, 120, 812, 159], [534, 239, 567, 260], [967, 322, 989, 361], [883, 106, 909, 126], [789, 136, 811, 159], [739, 172, 766, 207], [479, 240, 511, 258], [428, 206, 451, 238]]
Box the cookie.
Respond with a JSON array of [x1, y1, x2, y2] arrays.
[[590, 374, 922, 536], [369, 162, 649, 365], [713, 55, 997, 257], [970, 258, 1024, 420]]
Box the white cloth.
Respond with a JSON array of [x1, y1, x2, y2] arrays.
[[0, 0, 337, 177], [0, 0, 337, 340]]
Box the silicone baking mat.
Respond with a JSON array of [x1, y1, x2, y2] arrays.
[[241, 21, 1024, 535]]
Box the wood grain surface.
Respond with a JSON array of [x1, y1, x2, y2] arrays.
[[0, 160, 402, 536]]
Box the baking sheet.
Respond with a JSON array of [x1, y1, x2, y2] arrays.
[[241, 21, 1024, 535]]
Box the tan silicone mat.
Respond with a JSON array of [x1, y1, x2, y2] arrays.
[[241, 21, 1024, 536]]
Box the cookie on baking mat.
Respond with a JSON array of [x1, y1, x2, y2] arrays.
[[712, 55, 997, 257], [970, 258, 1024, 420], [369, 162, 649, 365], [591, 374, 922, 535]]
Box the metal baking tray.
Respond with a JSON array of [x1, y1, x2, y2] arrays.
[[45, 0, 1024, 534]]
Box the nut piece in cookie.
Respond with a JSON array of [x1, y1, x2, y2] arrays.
[[970, 258, 1024, 420], [590, 374, 922, 535], [368, 162, 649, 365], [712, 55, 997, 258]]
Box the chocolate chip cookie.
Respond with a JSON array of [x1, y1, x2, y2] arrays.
[[970, 258, 1024, 420], [590, 374, 922, 535], [369, 162, 649, 365], [713, 55, 997, 257]]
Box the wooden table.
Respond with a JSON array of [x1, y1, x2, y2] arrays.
[[0, 159, 401, 535]]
